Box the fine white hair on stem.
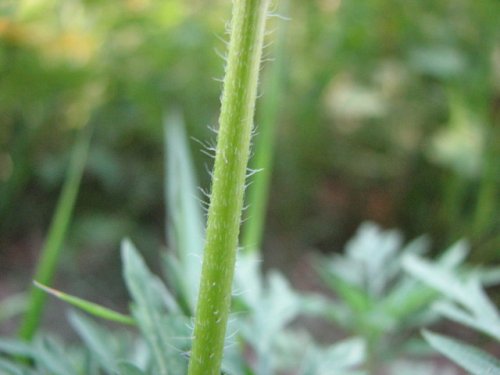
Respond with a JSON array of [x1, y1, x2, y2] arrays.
[[197, 186, 211, 200], [195, 195, 210, 215], [191, 137, 217, 159], [224, 326, 240, 342], [246, 167, 263, 178], [223, 19, 232, 35], [213, 31, 230, 47], [187, 316, 196, 331], [267, 12, 291, 21], [204, 163, 214, 179], [267, 0, 291, 21], [264, 27, 277, 38], [244, 180, 255, 190], [214, 47, 228, 62], [207, 124, 219, 134]]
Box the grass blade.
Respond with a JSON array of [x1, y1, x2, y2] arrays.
[[33, 281, 135, 326], [18, 125, 92, 341]]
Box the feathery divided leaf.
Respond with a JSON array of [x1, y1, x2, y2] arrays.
[[122, 239, 189, 375], [69, 311, 120, 374]]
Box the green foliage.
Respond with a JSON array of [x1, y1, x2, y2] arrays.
[[123, 239, 190, 375], [1, 1, 498, 372], [403, 252, 500, 375], [2, 0, 499, 267], [314, 222, 487, 372], [0, 114, 368, 375]]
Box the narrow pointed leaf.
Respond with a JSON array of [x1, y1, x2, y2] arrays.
[[33, 281, 135, 326], [433, 302, 500, 341], [19, 126, 92, 341], [164, 112, 204, 312]]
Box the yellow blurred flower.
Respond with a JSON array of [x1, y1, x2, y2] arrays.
[[42, 30, 98, 66]]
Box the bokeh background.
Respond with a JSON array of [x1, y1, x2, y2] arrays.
[[1, 0, 499, 333]]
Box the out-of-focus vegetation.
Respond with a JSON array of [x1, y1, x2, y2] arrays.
[[1, 0, 499, 287]]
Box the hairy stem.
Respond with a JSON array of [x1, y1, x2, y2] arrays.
[[187, 1, 271, 374]]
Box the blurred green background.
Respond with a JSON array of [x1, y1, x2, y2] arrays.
[[1, 0, 499, 318]]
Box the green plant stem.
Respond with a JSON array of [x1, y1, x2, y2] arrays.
[[18, 126, 92, 341], [187, 1, 270, 374]]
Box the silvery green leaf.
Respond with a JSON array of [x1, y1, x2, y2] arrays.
[[69, 311, 119, 374], [380, 276, 437, 324], [480, 266, 500, 286], [233, 252, 263, 310], [164, 112, 204, 312], [402, 254, 466, 305], [221, 343, 253, 375], [259, 271, 299, 338], [403, 254, 499, 321], [0, 338, 33, 358], [460, 276, 498, 321], [299, 293, 351, 327], [117, 362, 147, 375], [300, 336, 366, 375], [0, 358, 35, 375], [33, 335, 77, 375], [433, 302, 500, 341], [438, 240, 468, 268], [161, 251, 190, 314], [423, 331, 500, 375], [343, 223, 403, 296], [122, 240, 189, 375]]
